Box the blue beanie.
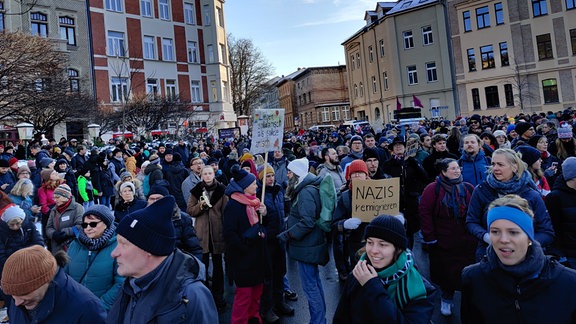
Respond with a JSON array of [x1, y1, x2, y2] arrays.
[[83, 204, 115, 228], [231, 165, 256, 190], [515, 145, 541, 167], [116, 195, 176, 256], [487, 206, 534, 241]]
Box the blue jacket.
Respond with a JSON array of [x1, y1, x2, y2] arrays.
[[107, 249, 217, 323], [162, 162, 189, 210], [113, 199, 147, 223], [270, 156, 289, 189], [459, 150, 490, 187], [0, 218, 44, 276], [8, 194, 39, 221], [65, 235, 125, 311], [7, 268, 106, 323], [257, 183, 285, 239], [0, 171, 16, 193]]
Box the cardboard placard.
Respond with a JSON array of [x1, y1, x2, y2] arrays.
[[251, 109, 285, 154], [405, 137, 419, 160], [351, 178, 401, 222]]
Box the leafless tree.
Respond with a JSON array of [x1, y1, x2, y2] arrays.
[[507, 58, 538, 113], [228, 35, 274, 117]]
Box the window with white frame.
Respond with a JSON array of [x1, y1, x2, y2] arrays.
[[426, 62, 437, 82], [184, 2, 195, 24], [143, 36, 155, 59], [356, 53, 360, 68], [407, 66, 418, 85], [107, 31, 125, 56], [187, 41, 198, 63], [111, 77, 128, 102], [159, 0, 170, 20], [368, 46, 373, 63], [403, 30, 414, 49], [166, 79, 177, 100], [191, 80, 202, 102], [321, 107, 330, 122], [383, 71, 389, 90], [141, 0, 152, 17], [350, 55, 355, 71], [222, 81, 229, 102], [207, 44, 214, 63], [59, 16, 76, 45], [68, 69, 80, 93], [354, 84, 358, 98], [162, 38, 174, 61], [146, 78, 158, 98], [217, 6, 224, 27], [332, 107, 340, 121], [422, 26, 433, 45], [379, 39, 384, 57], [372, 76, 377, 93], [359, 83, 364, 97], [31, 12, 48, 37], [106, 0, 122, 12], [210, 80, 217, 101], [220, 43, 227, 64], [203, 4, 211, 25], [342, 106, 350, 120]]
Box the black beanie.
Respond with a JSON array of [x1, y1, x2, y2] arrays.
[[364, 215, 408, 250], [148, 183, 170, 197], [363, 147, 379, 161], [516, 145, 541, 167], [514, 122, 532, 136], [527, 134, 544, 148]]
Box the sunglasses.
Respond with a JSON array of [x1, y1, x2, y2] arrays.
[[81, 221, 102, 228]]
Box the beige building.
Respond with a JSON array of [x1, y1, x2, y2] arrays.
[[343, 1, 456, 128], [448, 0, 576, 117]]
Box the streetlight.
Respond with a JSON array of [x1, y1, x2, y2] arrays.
[[16, 122, 34, 159], [87, 123, 101, 146]]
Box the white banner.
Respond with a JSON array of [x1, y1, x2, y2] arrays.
[[251, 109, 285, 154]]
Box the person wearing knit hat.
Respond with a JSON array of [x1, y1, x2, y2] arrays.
[[109, 195, 217, 322], [493, 129, 511, 149], [340, 135, 365, 169], [1, 245, 107, 322], [557, 122, 574, 139], [258, 164, 275, 181], [516, 145, 551, 199], [287, 157, 310, 184], [8, 157, 19, 173], [16, 165, 31, 179], [0, 157, 16, 193], [511, 122, 535, 148], [334, 214, 433, 323], [362, 147, 387, 180], [46, 183, 84, 254], [561, 157, 576, 182]]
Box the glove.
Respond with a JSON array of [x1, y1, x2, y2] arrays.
[[52, 231, 68, 244], [483, 233, 491, 244], [343, 218, 362, 230], [277, 230, 291, 244]]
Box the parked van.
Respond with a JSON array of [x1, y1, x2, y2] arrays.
[[342, 120, 370, 130], [309, 124, 336, 132]]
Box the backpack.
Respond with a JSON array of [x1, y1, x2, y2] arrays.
[[315, 175, 337, 232]]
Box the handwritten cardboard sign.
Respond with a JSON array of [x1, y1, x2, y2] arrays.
[[351, 178, 400, 222], [405, 137, 419, 160], [251, 109, 285, 154]]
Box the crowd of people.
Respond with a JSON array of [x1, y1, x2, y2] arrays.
[[0, 108, 575, 323]]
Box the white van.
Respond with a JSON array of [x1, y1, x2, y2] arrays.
[[309, 124, 336, 132], [342, 120, 370, 129]]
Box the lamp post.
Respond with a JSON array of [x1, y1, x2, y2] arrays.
[[87, 123, 101, 147], [15, 122, 34, 160]]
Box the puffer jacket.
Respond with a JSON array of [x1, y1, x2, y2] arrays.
[[546, 175, 576, 257], [0, 218, 44, 276], [459, 150, 490, 187]]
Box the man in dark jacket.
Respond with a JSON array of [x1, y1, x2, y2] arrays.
[[108, 196, 217, 323], [162, 151, 189, 210], [423, 134, 458, 182]]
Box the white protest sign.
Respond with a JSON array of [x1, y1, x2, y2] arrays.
[[351, 178, 401, 222], [251, 109, 285, 154]]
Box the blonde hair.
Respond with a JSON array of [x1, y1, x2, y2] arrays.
[[490, 148, 526, 177], [10, 179, 34, 197], [488, 194, 534, 219]]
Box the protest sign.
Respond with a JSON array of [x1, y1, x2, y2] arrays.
[[351, 178, 400, 222], [218, 127, 239, 140], [405, 137, 419, 159], [251, 109, 285, 154]]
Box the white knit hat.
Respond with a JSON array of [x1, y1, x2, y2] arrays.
[[288, 157, 309, 179], [2, 205, 25, 223]]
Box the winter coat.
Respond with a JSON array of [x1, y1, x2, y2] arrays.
[[423, 150, 458, 181], [459, 150, 490, 187], [8, 194, 40, 221], [270, 156, 289, 189], [92, 165, 115, 197], [113, 199, 147, 223], [340, 150, 363, 170], [546, 176, 576, 257], [172, 206, 204, 261], [45, 199, 84, 253], [181, 171, 201, 205], [107, 249, 217, 323], [0, 218, 44, 276], [77, 175, 95, 203], [124, 156, 137, 177], [316, 163, 345, 192], [174, 144, 190, 165], [187, 180, 228, 254], [285, 174, 329, 266], [65, 235, 125, 311], [7, 268, 106, 324], [58, 162, 79, 200], [71, 153, 88, 172], [162, 162, 189, 210], [0, 171, 16, 193], [257, 183, 285, 240], [108, 156, 125, 178], [113, 178, 145, 203], [143, 163, 164, 197], [38, 185, 56, 215]]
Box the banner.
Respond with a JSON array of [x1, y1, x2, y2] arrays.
[[351, 178, 400, 222], [218, 127, 239, 140], [251, 109, 285, 154], [405, 137, 419, 160]]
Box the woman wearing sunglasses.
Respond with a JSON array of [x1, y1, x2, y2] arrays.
[[64, 205, 124, 311]]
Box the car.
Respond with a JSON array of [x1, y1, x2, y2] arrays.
[[309, 124, 336, 132]]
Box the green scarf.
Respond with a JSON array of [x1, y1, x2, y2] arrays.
[[359, 249, 427, 310]]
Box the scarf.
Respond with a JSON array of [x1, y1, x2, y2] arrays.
[[486, 241, 546, 279], [485, 170, 537, 195], [541, 151, 549, 159], [360, 250, 427, 310], [56, 198, 72, 214], [78, 224, 116, 251], [231, 192, 260, 226], [437, 174, 468, 221]]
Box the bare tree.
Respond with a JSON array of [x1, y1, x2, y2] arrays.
[[508, 59, 537, 113], [228, 35, 274, 117]]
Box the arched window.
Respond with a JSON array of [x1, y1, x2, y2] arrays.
[[68, 68, 80, 93]]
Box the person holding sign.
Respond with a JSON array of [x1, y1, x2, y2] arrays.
[[333, 215, 436, 323]]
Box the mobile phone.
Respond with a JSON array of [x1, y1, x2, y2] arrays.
[[552, 162, 558, 168]]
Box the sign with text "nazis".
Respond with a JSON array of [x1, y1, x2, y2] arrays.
[[352, 178, 400, 222]]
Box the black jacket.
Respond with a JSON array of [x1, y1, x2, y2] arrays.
[[546, 176, 576, 257]]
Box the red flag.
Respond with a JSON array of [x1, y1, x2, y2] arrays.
[[412, 95, 423, 108], [396, 97, 402, 110]]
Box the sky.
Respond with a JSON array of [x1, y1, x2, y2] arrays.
[[225, 0, 378, 78]]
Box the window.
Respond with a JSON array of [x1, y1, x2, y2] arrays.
[[68, 69, 80, 93], [476, 6, 490, 29], [217, 6, 224, 27], [350, 55, 355, 71], [187, 41, 198, 63], [159, 0, 170, 20], [203, 4, 211, 25], [532, 0, 547, 17], [504, 84, 514, 106], [146, 78, 158, 98], [467, 48, 477, 71], [480, 45, 495, 69], [222, 81, 229, 102], [166, 80, 176, 100], [191, 80, 202, 102], [0, 2, 4, 32], [162, 38, 174, 61], [184, 3, 195, 24], [426, 62, 438, 82], [359, 83, 364, 97], [403, 31, 414, 49], [499, 42, 509, 66], [111, 77, 128, 102], [220, 43, 227, 64], [372, 76, 377, 93], [463, 11, 472, 32], [368, 46, 373, 63], [207, 44, 214, 63], [322, 107, 330, 122], [143, 36, 155, 59], [59, 16, 76, 46], [379, 39, 385, 57], [31, 12, 48, 37], [422, 26, 433, 45], [472, 88, 481, 110], [332, 107, 340, 121], [407, 66, 418, 85], [568, 0, 576, 9], [542, 79, 559, 103], [383, 72, 389, 90], [342, 106, 350, 120], [356, 53, 360, 68], [106, 0, 122, 12], [35, 78, 51, 92], [141, 0, 152, 17], [107, 31, 125, 56], [354, 84, 358, 98], [210, 80, 217, 101], [495, 3, 504, 25], [485, 86, 500, 108], [537, 34, 553, 60], [571, 29, 576, 55]]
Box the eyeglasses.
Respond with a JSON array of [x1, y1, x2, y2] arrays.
[[470, 121, 480, 124], [81, 221, 102, 228]]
